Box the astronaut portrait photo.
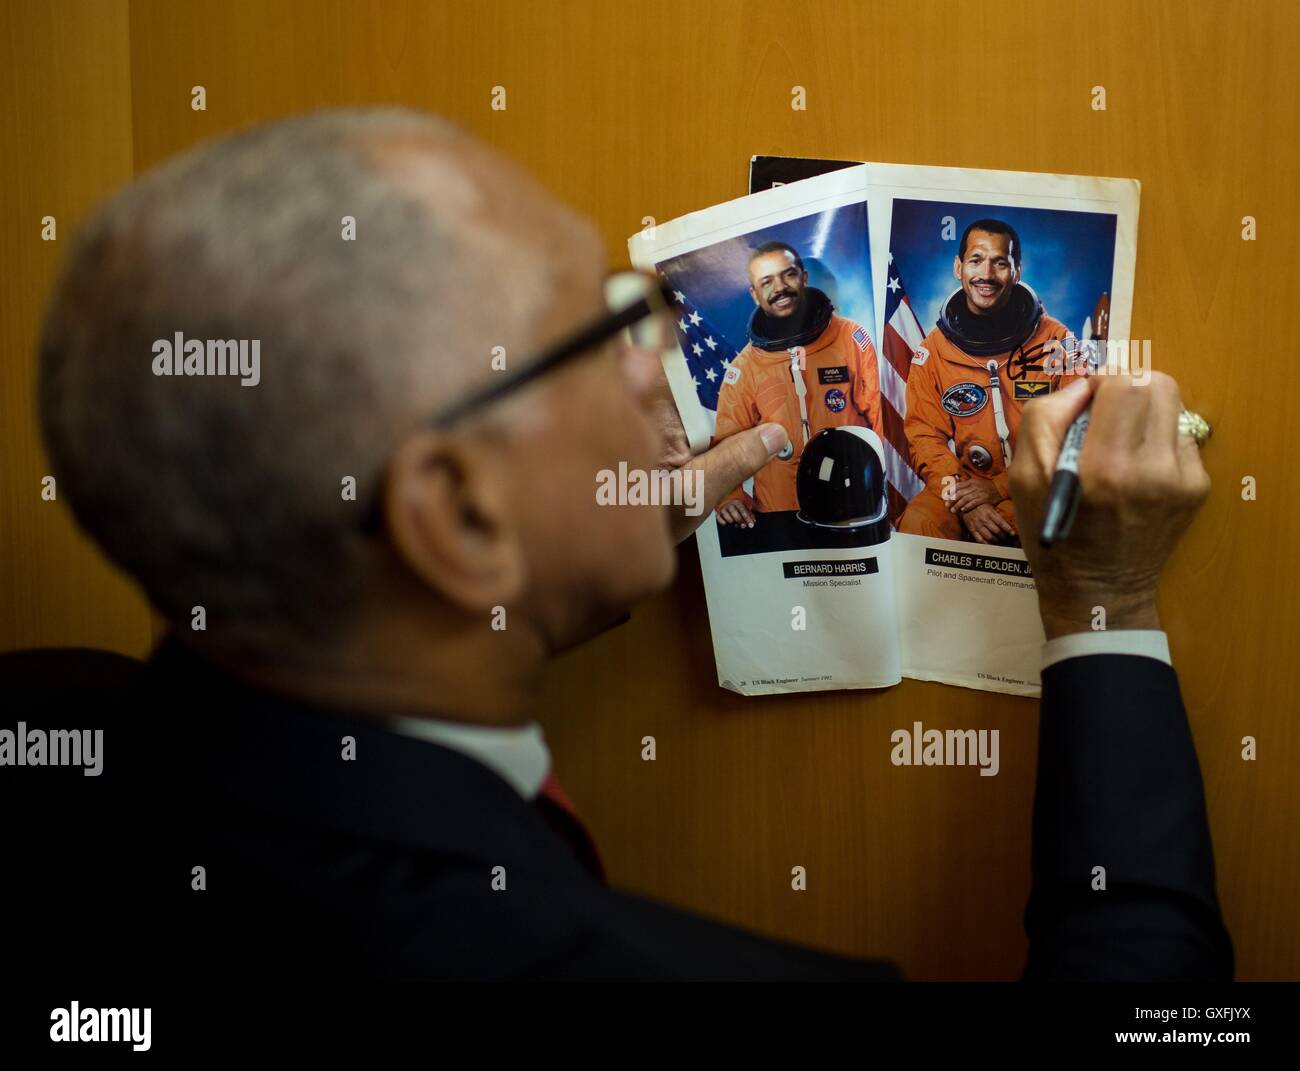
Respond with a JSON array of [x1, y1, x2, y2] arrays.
[[654, 202, 889, 555], [885, 201, 1118, 545]]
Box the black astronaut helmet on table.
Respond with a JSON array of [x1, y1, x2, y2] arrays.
[[795, 426, 890, 543]]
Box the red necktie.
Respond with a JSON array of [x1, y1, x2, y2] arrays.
[[536, 771, 606, 882]]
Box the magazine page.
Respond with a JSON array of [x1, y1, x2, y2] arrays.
[[629, 167, 902, 695], [864, 163, 1141, 695]]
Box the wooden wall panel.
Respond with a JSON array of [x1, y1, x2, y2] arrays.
[[3, 0, 1295, 979], [0, 0, 152, 655]]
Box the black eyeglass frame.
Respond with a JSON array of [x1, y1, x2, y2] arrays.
[[431, 275, 674, 429]]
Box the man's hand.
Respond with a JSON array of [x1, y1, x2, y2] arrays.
[[961, 502, 1016, 544], [717, 499, 757, 528], [1009, 372, 1210, 639], [645, 360, 786, 542], [948, 476, 1002, 513]]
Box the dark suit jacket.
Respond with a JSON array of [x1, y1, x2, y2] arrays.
[[5, 638, 1231, 981]]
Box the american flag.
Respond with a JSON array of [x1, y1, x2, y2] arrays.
[[668, 287, 737, 426], [879, 256, 926, 523]]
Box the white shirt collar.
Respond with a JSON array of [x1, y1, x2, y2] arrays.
[[385, 716, 551, 800]]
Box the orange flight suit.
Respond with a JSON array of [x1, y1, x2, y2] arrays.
[[898, 312, 1078, 540], [714, 316, 882, 514]]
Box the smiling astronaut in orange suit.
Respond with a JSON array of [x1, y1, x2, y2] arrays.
[[898, 219, 1084, 545], [713, 241, 881, 527]]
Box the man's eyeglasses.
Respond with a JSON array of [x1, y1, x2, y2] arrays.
[[431, 270, 674, 428], [361, 270, 676, 530]]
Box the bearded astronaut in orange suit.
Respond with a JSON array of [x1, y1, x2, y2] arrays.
[[713, 241, 882, 527], [898, 219, 1086, 544]]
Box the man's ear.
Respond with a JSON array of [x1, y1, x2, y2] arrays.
[[381, 429, 525, 612], [953, 255, 963, 281], [748, 285, 759, 305]]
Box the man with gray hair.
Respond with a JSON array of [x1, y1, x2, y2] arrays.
[[30, 109, 1230, 981]]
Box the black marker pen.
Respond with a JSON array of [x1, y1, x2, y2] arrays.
[[1038, 405, 1090, 546]]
